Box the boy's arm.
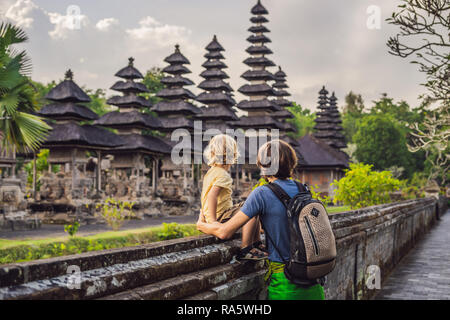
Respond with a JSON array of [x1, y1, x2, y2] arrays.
[[205, 186, 221, 222]]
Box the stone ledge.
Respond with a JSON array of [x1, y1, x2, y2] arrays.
[[0, 197, 445, 300]]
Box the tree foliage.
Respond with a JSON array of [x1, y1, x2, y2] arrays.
[[286, 102, 316, 138], [386, 0, 449, 184], [0, 23, 50, 152], [353, 113, 415, 178], [387, 0, 449, 105], [332, 163, 402, 209]]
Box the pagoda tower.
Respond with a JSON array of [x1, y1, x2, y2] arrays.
[[313, 87, 346, 150], [95, 58, 171, 198], [153, 45, 201, 198], [38, 70, 123, 197], [196, 35, 238, 133], [153, 44, 200, 133], [233, 0, 284, 132], [271, 66, 297, 139], [327, 93, 347, 150]]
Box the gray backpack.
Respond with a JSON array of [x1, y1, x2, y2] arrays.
[[264, 181, 336, 287]]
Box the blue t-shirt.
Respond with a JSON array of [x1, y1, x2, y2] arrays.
[[241, 179, 300, 263]]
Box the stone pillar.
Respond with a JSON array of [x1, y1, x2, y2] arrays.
[[97, 150, 102, 191], [71, 149, 76, 191], [33, 152, 37, 200]]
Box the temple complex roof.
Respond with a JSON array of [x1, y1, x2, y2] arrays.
[[39, 102, 99, 122], [42, 122, 123, 149], [94, 110, 162, 130], [297, 135, 348, 168]]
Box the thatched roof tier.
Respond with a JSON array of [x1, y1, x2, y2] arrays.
[[281, 135, 300, 148], [315, 115, 342, 124], [110, 80, 149, 94], [274, 98, 293, 108], [164, 45, 190, 65], [156, 88, 196, 100], [251, 0, 269, 15], [248, 25, 270, 34], [243, 57, 275, 67], [274, 68, 287, 79], [250, 15, 269, 24], [198, 79, 233, 92], [160, 76, 194, 86], [246, 45, 273, 55], [241, 70, 274, 81], [272, 109, 294, 119], [297, 135, 348, 168], [45, 70, 91, 103], [152, 100, 201, 116], [279, 121, 296, 133], [274, 89, 290, 97], [202, 122, 231, 133], [273, 82, 289, 89], [196, 105, 239, 121], [114, 134, 171, 155], [162, 64, 191, 75], [200, 69, 229, 80], [39, 102, 99, 122], [157, 117, 195, 132], [43, 123, 123, 149], [314, 131, 345, 140], [204, 51, 225, 60], [247, 34, 272, 44], [205, 35, 225, 52], [196, 92, 236, 106], [106, 95, 152, 109], [237, 99, 280, 111], [114, 58, 144, 80], [202, 60, 228, 70], [94, 111, 162, 130], [231, 116, 284, 130], [238, 84, 275, 96]]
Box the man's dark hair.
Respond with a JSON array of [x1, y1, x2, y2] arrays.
[[257, 139, 298, 180]]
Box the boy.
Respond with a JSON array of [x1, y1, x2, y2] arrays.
[[201, 134, 266, 260]]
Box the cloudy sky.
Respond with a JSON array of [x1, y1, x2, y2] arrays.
[[0, 0, 426, 112]]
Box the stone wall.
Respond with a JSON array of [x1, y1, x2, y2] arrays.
[[0, 197, 445, 300]]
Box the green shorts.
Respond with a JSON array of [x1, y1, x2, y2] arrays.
[[266, 261, 325, 300]]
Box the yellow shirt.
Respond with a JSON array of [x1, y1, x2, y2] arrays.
[[201, 166, 233, 223]]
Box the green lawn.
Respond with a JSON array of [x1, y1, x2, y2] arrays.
[[326, 205, 352, 214], [0, 223, 201, 265]]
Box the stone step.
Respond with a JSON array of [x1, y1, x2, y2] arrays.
[[0, 234, 237, 287], [99, 260, 265, 300], [0, 239, 241, 300], [184, 270, 266, 300]]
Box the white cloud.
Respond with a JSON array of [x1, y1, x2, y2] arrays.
[[126, 16, 192, 48], [96, 18, 119, 32], [47, 10, 89, 40], [4, 0, 37, 28]]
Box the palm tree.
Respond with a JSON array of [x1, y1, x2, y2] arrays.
[[0, 22, 50, 153]]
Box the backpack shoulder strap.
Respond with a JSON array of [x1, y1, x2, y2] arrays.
[[294, 180, 308, 193], [266, 182, 291, 208]]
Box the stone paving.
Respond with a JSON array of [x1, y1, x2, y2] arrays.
[[376, 210, 450, 300]]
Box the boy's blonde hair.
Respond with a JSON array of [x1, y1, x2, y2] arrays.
[[204, 134, 239, 166]]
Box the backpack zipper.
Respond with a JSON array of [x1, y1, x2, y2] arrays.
[[304, 216, 320, 256]]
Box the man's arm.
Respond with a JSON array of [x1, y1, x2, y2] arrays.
[[197, 211, 251, 240]]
